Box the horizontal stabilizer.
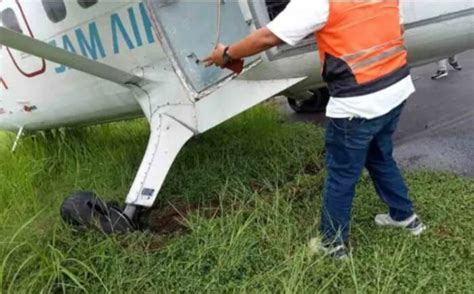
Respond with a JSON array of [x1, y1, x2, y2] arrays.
[[0, 27, 146, 86]]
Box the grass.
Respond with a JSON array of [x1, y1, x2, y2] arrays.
[[0, 105, 472, 293]]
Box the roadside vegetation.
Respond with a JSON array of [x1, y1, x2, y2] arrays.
[[0, 105, 472, 293]]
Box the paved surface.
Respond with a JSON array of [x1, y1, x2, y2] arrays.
[[278, 50, 474, 177]]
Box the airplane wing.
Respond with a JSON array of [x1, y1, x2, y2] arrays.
[[0, 27, 146, 87]]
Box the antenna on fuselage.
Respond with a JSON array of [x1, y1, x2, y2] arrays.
[[11, 126, 23, 152]]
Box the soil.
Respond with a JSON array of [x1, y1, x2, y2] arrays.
[[144, 200, 220, 235]]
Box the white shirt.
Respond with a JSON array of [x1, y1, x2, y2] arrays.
[[266, 0, 415, 119]]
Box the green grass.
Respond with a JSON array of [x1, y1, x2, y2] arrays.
[[0, 105, 472, 293]]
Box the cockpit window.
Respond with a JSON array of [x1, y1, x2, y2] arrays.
[[78, 0, 98, 9], [42, 0, 67, 23], [1, 8, 23, 33]]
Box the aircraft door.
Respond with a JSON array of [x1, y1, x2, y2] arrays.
[[1, 0, 46, 78], [145, 0, 257, 96]]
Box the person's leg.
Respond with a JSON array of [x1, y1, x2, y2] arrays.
[[320, 117, 373, 246], [365, 103, 413, 221], [432, 59, 448, 80], [437, 59, 448, 71], [365, 103, 426, 235], [448, 55, 462, 71]]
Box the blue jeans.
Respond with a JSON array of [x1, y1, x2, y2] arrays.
[[320, 102, 413, 244]]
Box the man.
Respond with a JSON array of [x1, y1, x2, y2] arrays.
[[204, 0, 426, 259], [432, 56, 463, 80]]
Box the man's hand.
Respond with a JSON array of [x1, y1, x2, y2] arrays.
[[202, 27, 282, 69], [202, 43, 227, 67]]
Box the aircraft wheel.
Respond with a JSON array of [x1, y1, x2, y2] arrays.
[[287, 87, 330, 113], [60, 191, 137, 234]]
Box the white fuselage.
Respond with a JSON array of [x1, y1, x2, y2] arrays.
[[0, 0, 162, 131], [1, 0, 473, 132]]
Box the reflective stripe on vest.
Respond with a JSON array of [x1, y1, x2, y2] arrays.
[[351, 44, 406, 71], [315, 0, 409, 97]]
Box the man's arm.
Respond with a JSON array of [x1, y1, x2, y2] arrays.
[[202, 28, 282, 67], [203, 0, 328, 68], [225, 28, 283, 60]]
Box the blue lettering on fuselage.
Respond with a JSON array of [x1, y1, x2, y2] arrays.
[[128, 7, 143, 47], [76, 22, 106, 60], [111, 12, 135, 54], [140, 2, 155, 44], [52, 35, 78, 73], [51, 2, 156, 74]]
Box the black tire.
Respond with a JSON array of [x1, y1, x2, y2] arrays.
[[60, 191, 137, 234], [287, 87, 330, 113]]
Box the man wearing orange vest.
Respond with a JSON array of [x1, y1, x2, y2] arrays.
[[204, 0, 426, 259]]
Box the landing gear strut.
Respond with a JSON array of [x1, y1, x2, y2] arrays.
[[60, 113, 194, 234], [58, 58, 305, 234]]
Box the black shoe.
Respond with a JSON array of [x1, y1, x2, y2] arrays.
[[448, 61, 462, 71], [431, 70, 448, 80]]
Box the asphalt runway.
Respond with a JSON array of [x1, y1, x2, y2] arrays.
[[279, 50, 474, 177]]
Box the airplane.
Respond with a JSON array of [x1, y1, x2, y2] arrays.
[[1, 0, 473, 233]]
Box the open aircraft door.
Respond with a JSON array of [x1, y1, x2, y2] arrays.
[[144, 0, 258, 98]]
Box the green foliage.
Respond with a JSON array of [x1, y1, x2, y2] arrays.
[[0, 106, 472, 293]]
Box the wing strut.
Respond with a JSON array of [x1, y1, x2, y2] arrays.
[[0, 27, 147, 86]]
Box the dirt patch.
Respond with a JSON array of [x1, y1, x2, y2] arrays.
[[433, 225, 454, 239], [304, 161, 322, 175], [250, 180, 267, 193], [144, 200, 220, 235]]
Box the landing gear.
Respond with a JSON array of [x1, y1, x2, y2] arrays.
[[60, 192, 137, 234], [287, 87, 330, 113], [59, 113, 194, 234], [60, 105, 196, 235], [58, 65, 305, 235]]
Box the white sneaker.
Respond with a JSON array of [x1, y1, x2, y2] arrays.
[[375, 213, 426, 236], [309, 237, 348, 260], [431, 70, 448, 80]]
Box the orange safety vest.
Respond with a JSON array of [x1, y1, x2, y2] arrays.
[[315, 0, 409, 97]]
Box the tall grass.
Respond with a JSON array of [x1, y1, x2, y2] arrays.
[[0, 105, 472, 293]]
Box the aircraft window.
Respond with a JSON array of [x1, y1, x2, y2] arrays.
[[266, 0, 290, 20], [42, 0, 67, 23], [78, 0, 98, 9], [1, 8, 23, 33]]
